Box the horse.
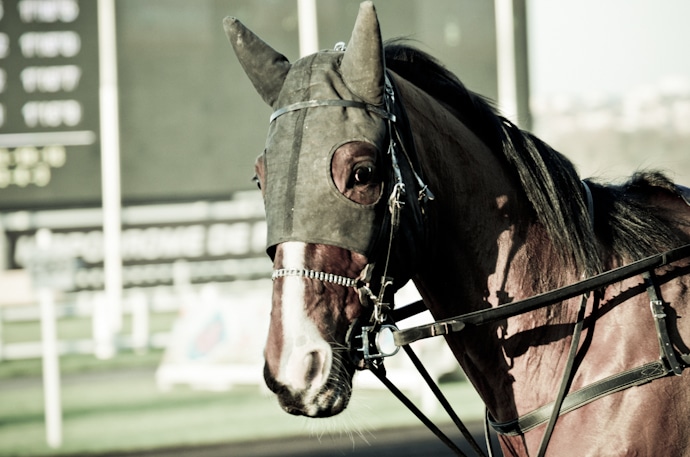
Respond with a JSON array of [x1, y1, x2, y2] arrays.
[[223, 2, 690, 456]]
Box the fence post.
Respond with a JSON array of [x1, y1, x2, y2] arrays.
[[34, 229, 63, 449], [130, 290, 149, 353]]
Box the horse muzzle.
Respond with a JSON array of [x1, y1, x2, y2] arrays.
[[263, 356, 354, 417]]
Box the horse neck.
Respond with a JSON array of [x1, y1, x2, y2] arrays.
[[395, 76, 584, 418]]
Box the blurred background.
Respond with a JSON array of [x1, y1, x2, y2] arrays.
[[0, 0, 688, 456]]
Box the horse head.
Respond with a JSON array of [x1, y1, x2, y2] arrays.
[[223, 2, 422, 417]]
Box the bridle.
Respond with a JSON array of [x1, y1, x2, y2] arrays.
[[267, 52, 690, 457], [268, 63, 492, 455], [268, 68, 434, 337]]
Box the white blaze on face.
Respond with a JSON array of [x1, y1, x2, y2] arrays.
[[277, 242, 333, 401]]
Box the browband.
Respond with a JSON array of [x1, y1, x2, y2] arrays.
[[270, 99, 396, 123]]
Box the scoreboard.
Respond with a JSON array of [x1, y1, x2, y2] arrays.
[[0, 0, 497, 211], [0, 0, 101, 208]]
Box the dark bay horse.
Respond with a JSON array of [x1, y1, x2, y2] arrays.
[[224, 2, 690, 455]]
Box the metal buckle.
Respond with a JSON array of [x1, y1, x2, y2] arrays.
[[355, 324, 401, 361], [650, 299, 666, 319]]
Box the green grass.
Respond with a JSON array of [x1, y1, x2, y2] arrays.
[[0, 351, 166, 380], [1, 312, 178, 344], [0, 316, 485, 456], [0, 362, 484, 456]]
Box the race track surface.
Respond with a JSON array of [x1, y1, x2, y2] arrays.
[[84, 422, 500, 457]]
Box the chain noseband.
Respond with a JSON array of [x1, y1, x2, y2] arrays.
[[271, 268, 358, 288]]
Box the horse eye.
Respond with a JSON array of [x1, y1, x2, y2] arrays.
[[353, 165, 374, 185], [252, 175, 262, 190]]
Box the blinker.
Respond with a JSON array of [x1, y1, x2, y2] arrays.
[[261, 51, 393, 257]]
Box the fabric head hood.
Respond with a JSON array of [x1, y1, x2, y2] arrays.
[[224, 2, 390, 257]]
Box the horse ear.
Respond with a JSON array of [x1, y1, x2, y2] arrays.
[[340, 1, 385, 105], [223, 16, 291, 107]]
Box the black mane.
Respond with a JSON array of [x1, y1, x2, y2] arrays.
[[384, 41, 687, 273]]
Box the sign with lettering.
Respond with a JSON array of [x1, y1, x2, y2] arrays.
[[26, 249, 78, 290], [0, 0, 101, 209], [3, 197, 272, 290]]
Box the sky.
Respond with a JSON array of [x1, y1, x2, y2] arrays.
[[527, 0, 690, 98]]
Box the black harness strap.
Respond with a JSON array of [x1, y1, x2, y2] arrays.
[[401, 344, 487, 457], [488, 360, 670, 436], [535, 292, 589, 457], [384, 244, 690, 444], [484, 267, 687, 437], [367, 363, 472, 457], [643, 270, 684, 375], [393, 243, 690, 347]]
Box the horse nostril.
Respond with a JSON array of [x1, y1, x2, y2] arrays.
[[305, 351, 324, 386], [283, 404, 305, 416]]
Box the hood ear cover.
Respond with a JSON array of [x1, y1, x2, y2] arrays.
[[224, 1, 384, 107]]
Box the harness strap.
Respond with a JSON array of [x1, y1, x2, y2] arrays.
[[535, 293, 589, 457], [643, 270, 684, 375], [367, 363, 472, 457], [491, 268, 688, 437], [401, 344, 487, 457], [488, 360, 671, 436], [269, 99, 396, 123], [392, 243, 690, 347], [386, 245, 690, 443], [394, 319, 466, 346]]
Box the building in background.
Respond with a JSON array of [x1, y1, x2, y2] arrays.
[[528, 0, 690, 184]]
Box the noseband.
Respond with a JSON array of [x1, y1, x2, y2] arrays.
[[271, 268, 358, 288]]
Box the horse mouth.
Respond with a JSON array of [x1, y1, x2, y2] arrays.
[[285, 384, 352, 417], [264, 358, 356, 417]]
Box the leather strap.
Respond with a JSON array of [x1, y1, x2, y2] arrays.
[[535, 293, 589, 457], [488, 360, 671, 436], [394, 319, 466, 346], [270, 99, 396, 123], [643, 270, 684, 375], [392, 243, 690, 346], [490, 270, 689, 437], [368, 363, 472, 457]]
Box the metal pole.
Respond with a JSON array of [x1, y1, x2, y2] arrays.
[[495, 0, 518, 124], [494, 0, 531, 129], [297, 0, 319, 57], [97, 0, 123, 347], [512, 0, 531, 130], [36, 229, 62, 449]]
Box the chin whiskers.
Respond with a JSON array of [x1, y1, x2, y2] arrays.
[[303, 391, 376, 449]]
